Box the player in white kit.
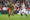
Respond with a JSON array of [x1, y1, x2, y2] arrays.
[[20, 2, 27, 16]]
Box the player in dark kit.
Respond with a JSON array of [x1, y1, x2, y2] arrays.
[[7, 3, 14, 20]]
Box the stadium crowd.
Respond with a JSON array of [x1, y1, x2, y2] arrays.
[[0, 0, 30, 15]]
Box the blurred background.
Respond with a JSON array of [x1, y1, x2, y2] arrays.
[[0, 0, 30, 20], [0, 0, 30, 14]]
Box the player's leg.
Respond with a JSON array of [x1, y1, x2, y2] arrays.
[[25, 11, 28, 16], [24, 9, 27, 16], [12, 10, 14, 15], [8, 14, 10, 20], [8, 9, 10, 20], [25, 10, 29, 16], [24, 13, 27, 16], [21, 12, 23, 16], [21, 9, 23, 16], [10, 10, 14, 16], [10, 10, 12, 15]]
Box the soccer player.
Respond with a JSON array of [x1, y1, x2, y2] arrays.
[[20, 2, 27, 16], [7, 3, 14, 20]]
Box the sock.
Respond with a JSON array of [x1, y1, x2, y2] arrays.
[[26, 14, 27, 16], [25, 14, 27, 16], [21, 13, 23, 16]]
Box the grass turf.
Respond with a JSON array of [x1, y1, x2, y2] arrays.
[[0, 14, 30, 20]]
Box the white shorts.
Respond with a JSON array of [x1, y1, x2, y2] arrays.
[[18, 9, 26, 15], [21, 9, 26, 13], [19, 9, 29, 15]]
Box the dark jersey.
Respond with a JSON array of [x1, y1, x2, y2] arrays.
[[8, 4, 14, 10]]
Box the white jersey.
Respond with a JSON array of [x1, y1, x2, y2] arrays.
[[21, 3, 26, 13], [21, 3, 25, 9]]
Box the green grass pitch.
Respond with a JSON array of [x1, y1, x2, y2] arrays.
[[0, 14, 30, 20]]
